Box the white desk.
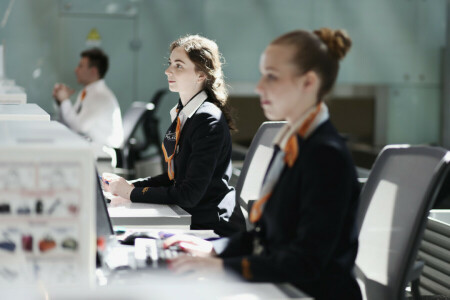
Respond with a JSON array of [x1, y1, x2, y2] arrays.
[[108, 203, 191, 229], [0, 103, 49, 120], [2, 280, 312, 299]]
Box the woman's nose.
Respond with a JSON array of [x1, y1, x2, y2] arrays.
[[165, 67, 171, 76], [255, 77, 264, 95]]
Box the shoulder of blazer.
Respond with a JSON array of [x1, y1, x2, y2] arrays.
[[299, 121, 347, 159], [179, 101, 224, 143], [188, 101, 224, 128], [195, 101, 222, 119]]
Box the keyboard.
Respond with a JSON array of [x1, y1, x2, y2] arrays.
[[134, 238, 185, 269]]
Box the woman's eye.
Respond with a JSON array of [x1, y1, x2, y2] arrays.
[[267, 74, 277, 81], [176, 64, 182, 69]]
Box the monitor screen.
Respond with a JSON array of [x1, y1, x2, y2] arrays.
[[95, 170, 114, 237]]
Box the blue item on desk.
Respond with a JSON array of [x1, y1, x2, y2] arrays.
[[99, 175, 109, 185], [158, 231, 174, 239], [114, 227, 127, 235], [121, 232, 156, 245]]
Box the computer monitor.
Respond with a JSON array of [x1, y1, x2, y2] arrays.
[[95, 170, 114, 238]]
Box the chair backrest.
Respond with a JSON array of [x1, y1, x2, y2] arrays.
[[355, 145, 450, 300], [235, 122, 285, 224], [121, 88, 171, 149], [152, 90, 178, 147], [121, 102, 152, 149], [114, 89, 171, 173]]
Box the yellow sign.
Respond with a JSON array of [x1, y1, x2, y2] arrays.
[[86, 28, 101, 47]]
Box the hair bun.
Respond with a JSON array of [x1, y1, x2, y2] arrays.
[[314, 28, 352, 60]]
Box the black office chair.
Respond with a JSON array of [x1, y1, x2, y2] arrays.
[[143, 88, 170, 169], [416, 211, 450, 297], [234, 121, 286, 229], [112, 89, 169, 177], [354, 145, 450, 300]]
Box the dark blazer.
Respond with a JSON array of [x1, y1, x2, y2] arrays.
[[220, 120, 362, 300], [130, 100, 245, 237]]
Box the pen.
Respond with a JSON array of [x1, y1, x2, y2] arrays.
[[159, 231, 174, 239], [99, 175, 109, 185]]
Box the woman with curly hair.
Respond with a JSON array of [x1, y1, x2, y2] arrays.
[[104, 35, 245, 237]]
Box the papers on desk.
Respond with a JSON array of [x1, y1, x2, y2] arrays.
[[0, 103, 50, 120], [0, 93, 27, 104], [103, 242, 135, 270], [108, 203, 181, 218]]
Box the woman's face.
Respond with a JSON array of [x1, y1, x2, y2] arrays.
[[255, 44, 317, 123], [165, 47, 204, 101]]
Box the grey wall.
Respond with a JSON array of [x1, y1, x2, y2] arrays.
[[0, 0, 446, 145]]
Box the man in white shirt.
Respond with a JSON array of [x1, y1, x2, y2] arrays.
[[53, 48, 124, 154]]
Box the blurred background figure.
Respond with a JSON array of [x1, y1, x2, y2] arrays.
[[53, 48, 124, 155]]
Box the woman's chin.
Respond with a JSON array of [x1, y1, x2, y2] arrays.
[[263, 111, 280, 121]]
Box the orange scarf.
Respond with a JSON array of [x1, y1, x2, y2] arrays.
[[249, 104, 324, 223]]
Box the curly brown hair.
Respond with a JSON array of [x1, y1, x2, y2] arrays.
[[170, 35, 236, 131]]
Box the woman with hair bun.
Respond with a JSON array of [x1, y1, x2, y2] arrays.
[[166, 28, 362, 300], [104, 35, 245, 237]]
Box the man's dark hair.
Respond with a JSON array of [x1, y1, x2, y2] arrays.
[[80, 48, 109, 78]]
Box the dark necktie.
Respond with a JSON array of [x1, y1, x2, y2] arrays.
[[162, 101, 183, 180]]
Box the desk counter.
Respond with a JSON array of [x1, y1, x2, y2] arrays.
[[108, 203, 191, 229]]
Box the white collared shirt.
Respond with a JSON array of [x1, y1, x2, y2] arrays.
[[169, 90, 208, 132], [58, 79, 124, 152]]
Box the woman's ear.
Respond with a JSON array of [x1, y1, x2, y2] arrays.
[[197, 72, 207, 84], [302, 71, 318, 89], [298, 71, 320, 95]]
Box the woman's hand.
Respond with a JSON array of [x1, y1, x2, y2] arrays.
[[164, 234, 215, 257], [168, 256, 224, 276], [109, 195, 132, 207], [101, 172, 121, 193], [108, 177, 134, 200]]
